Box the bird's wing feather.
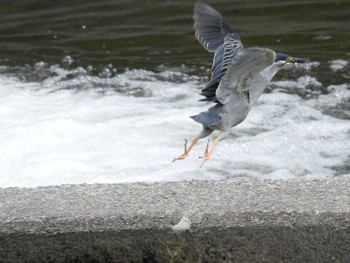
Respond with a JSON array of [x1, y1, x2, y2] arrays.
[[200, 34, 243, 101], [193, 2, 244, 102], [193, 1, 241, 52], [216, 48, 275, 105]]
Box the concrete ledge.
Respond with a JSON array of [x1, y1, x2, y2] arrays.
[[0, 177, 349, 262]]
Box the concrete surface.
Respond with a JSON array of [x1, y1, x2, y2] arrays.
[[0, 177, 349, 262]]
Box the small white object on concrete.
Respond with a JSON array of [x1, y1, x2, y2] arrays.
[[171, 216, 191, 232]]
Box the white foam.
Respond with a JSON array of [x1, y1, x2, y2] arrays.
[[0, 68, 349, 187], [329, 59, 349, 72]]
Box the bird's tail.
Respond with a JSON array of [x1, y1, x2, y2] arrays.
[[190, 111, 221, 126]]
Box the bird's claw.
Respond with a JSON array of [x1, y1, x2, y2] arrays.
[[199, 139, 210, 158], [199, 139, 210, 168], [172, 139, 189, 162], [199, 138, 219, 168]]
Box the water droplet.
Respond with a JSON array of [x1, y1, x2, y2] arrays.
[[34, 61, 47, 71], [76, 67, 87, 75], [315, 35, 332, 41], [99, 68, 112, 78], [62, 55, 74, 66], [86, 65, 94, 72]]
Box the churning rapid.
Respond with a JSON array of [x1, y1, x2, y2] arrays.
[[0, 60, 349, 187], [0, 0, 349, 187]]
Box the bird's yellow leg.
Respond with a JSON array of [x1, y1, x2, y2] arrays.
[[172, 137, 198, 162], [199, 138, 219, 168]]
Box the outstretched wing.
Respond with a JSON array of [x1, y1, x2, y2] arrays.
[[200, 34, 243, 102], [216, 48, 276, 105], [193, 2, 243, 102], [193, 1, 238, 52]]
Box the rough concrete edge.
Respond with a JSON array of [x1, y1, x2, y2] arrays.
[[0, 177, 349, 236]]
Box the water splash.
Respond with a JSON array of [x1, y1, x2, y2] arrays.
[[0, 64, 349, 187]]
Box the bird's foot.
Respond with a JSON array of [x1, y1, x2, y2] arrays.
[[199, 139, 211, 168], [172, 139, 189, 162], [199, 138, 219, 168]]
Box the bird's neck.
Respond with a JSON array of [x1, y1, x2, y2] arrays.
[[262, 63, 282, 81], [248, 63, 282, 108]]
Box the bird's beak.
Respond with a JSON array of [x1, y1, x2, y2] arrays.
[[292, 57, 310, 64]]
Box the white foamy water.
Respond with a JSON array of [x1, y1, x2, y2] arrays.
[[0, 65, 349, 187], [329, 59, 349, 72]]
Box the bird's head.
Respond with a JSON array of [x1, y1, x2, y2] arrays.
[[275, 53, 309, 67]]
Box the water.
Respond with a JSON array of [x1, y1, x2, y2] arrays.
[[0, 0, 349, 187]]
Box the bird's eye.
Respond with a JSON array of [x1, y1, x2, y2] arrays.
[[285, 57, 295, 63]]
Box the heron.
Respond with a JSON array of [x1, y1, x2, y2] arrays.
[[173, 1, 309, 167]]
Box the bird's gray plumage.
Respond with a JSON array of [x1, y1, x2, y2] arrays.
[[215, 48, 275, 105], [193, 1, 240, 52], [191, 48, 276, 127], [191, 2, 289, 128], [173, 1, 309, 166], [194, 1, 243, 102]]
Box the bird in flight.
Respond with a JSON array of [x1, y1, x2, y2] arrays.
[[173, 1, 309, 167]]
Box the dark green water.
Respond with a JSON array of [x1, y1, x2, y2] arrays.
[[0, 0, 349, 86]]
